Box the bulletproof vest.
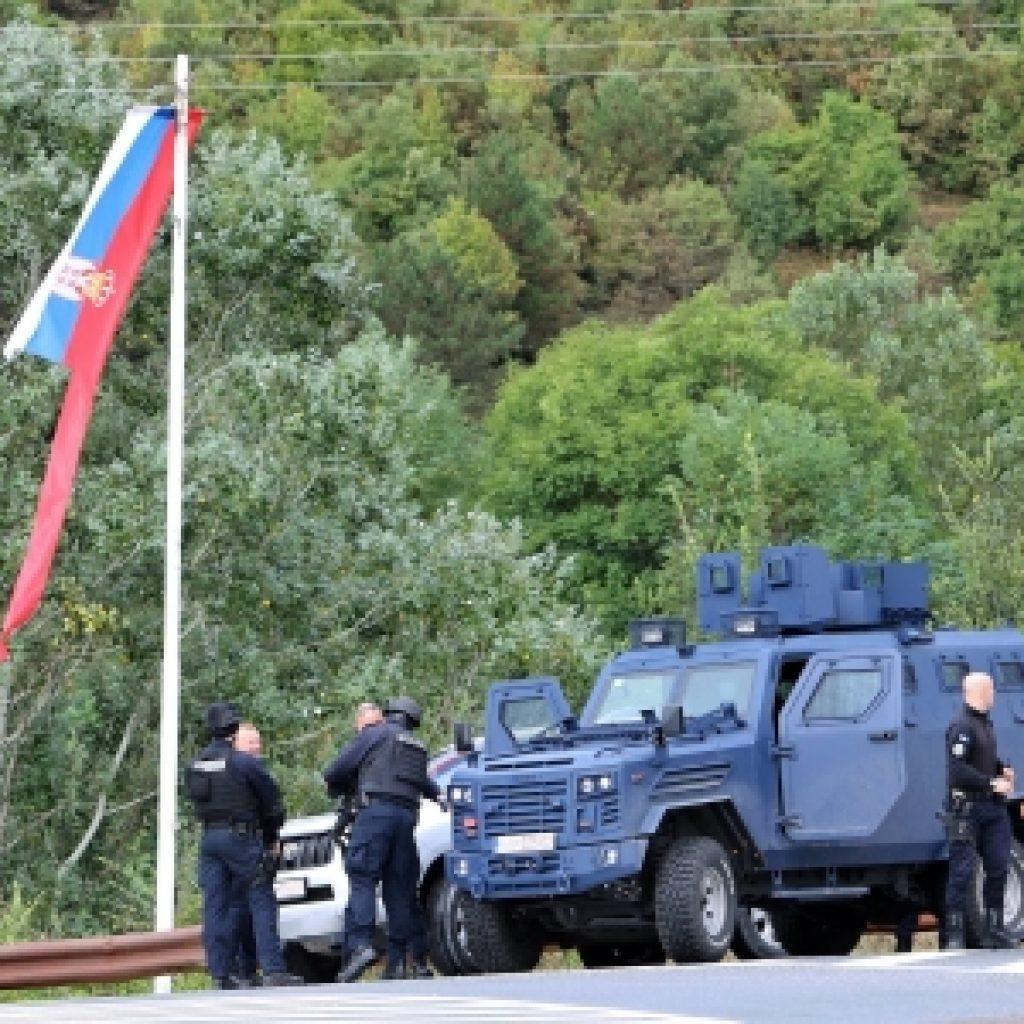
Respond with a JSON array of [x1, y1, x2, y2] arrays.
[[357, 725, 429, 807], [187, 745, 259, 823]]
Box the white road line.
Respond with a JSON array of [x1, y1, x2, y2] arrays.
[[842, 951, 963, 969], [0, 993, 738, 1023]]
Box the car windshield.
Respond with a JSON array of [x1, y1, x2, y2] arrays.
[[677, 661, 757, 720], [588, 672, 679, 726]]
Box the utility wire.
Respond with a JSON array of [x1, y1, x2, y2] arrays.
[[20, 22, 1016, 66], [45, 46, 1019, 95], [0, 0, 992, 33]]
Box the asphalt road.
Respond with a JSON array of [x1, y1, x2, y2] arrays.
[[3, 950, 1024, 1023]]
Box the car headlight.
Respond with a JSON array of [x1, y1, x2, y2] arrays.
[[578, 773, 616, 798], [449, 784, 474, 804]]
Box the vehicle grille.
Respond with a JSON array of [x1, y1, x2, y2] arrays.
[[599, 794, 620, 828], [651, 763, 730, 800], [280, 832, 336, 870], [482, 778, 569, 836]]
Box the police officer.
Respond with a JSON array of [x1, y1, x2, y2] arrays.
[[944, 672, 1017, 949], [323, 696, 443, 982], [187, 702, 303, 988]]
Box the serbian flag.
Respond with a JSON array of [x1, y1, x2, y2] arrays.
[[0, 106, 203, 663]]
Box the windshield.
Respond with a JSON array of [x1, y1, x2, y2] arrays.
[[678, 661, 757, 720], [588, 672, 679, 726]]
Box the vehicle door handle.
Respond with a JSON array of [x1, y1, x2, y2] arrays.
[[869, 730, 898, 742]]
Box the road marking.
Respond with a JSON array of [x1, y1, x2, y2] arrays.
[[0, 992, 738, 1023]]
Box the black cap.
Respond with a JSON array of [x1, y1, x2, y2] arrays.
[[204, 701, 241, 738]]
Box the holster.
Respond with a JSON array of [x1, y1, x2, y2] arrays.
[[941, 794, 974, 844]]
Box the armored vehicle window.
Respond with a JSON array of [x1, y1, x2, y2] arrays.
[[500, 697, 557, 742], [804, 667, 883, 721], [677, 661, 756, 720], [994, 660, 1024, 691], [590, 672, 678, 726], [939, 659, 969, 692]]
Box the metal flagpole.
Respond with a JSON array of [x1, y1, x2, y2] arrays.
[[154, 53, 189, 996]]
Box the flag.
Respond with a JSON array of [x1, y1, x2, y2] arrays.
[[0, 106, 203, 663]]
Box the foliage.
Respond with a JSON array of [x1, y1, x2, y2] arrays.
[[481, 288, 927, 632], [746, 92, 916, 251], [931, 183, 1024, 335], [582, 180, 742, 319], [368, 201, 526, 396]]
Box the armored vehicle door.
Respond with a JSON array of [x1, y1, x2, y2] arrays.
[[777, 651, 905, 841]]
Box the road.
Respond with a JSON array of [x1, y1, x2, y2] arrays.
[[2, 950, 1024, 1023]]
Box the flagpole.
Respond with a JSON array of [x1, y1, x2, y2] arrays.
[[154, 53, 189, 996]]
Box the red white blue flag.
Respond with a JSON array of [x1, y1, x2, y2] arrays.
[[0, 105, 203, 662]]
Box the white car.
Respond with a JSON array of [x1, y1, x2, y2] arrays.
[[274, 747, 474, 982]]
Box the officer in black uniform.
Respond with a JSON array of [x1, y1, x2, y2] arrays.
[[323, 696, 443, 982], [187, 701, 303, 988], [944, 671, 1017, 949]]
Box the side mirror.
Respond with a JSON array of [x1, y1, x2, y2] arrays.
[[661, 704, 685, 738], [454, 721, 473, 753]]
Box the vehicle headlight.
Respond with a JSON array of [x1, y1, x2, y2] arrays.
[[449, 785, 474, 804], [578, 773, 616, 798]]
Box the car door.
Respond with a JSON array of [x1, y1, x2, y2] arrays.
[[778, 651, 905, 841]]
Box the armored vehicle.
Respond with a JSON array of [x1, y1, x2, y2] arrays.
[[444, 545, 1024, 969]]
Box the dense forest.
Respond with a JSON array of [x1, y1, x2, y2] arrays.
[[1, 0, 1023, 952]]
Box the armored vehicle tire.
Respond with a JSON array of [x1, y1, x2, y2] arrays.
[[425, 877, 481, 976], [966, 838, 1024, 948], [771, 905, 864, 956], [283, 942, 341, 984], [577, 941, 665, 969], [731, 906, 787, 960], [654, 836, 737, 963], [456, 895, 544, 974]]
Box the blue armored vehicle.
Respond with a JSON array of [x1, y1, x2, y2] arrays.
[[444, 545, 1024, 970]]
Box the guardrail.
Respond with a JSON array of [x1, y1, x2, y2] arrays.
[[0, 927, 204, 989]]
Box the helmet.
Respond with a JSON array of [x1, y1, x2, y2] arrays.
[[204, 701, 241, 738], [384, 696, 422, 729]]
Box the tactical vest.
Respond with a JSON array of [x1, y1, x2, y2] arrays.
[[358, 726, 429, 807], [187, 746, 259, 823]]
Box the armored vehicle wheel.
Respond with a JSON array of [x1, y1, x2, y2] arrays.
[[771, 905, 864, 956], [456, 895, 543, 973], [577, 941, 665, 969], [966, 838, 1024, 947], [731, 906, 787, 960], [425, 877, 480, 976], [282, 942, 341, 984], [654, 836, 737, 963]]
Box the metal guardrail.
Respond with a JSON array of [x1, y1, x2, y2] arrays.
[[0, 926, 205, 989]]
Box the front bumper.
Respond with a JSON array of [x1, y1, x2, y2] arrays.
[[447, 837, 648, 899]]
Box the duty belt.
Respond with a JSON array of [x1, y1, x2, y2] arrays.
[[203, 819, 260, 837]]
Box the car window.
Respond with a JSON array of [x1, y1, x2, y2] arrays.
[[588, 672, 679, 726], [677, 662, 756, 720]]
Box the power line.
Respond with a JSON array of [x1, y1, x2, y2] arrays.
[[0, 0, 991, 33], [25, 22, 1015, 66], [44, 46, 1019, 95]]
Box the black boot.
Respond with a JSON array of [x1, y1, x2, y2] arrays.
[[409, 956, 434, 979], [945, 910, 965, 950], [895, 933, 912, 954], [983, 908, 1017, 949], [383, 960, 407, 980], [337, 945, 379, 983]]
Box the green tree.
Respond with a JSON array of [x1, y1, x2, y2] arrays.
[[787, 249, 1001, 500], [369, 199, 525, 395], [749, 92, 915, 250], [462, 130, 581, 356], [481, 288, 927, 631], [932, 183, 1024, 335], [583, 180, 743, 319]]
